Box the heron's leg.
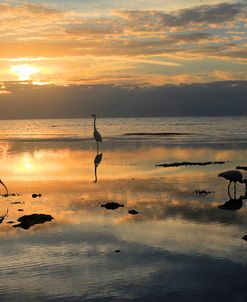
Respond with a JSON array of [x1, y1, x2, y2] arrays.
[[228, 181, 232, 196], [94, 165, 97, 183], [234, 182, 236, 198], [96, 142, 99, 153]]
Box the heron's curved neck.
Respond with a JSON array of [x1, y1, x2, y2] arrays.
[[93, 116, 96, 129]]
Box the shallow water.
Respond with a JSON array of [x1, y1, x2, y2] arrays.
[[0, 117, 247, 301]]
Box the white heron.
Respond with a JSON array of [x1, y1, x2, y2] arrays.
[[218, 170, 247, 195], [91, 114, 102, 152], [0, 179, 8, 196]]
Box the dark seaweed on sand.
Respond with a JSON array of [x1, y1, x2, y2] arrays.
[[123, 132, 192, 136], [156, 161, 226, 168]]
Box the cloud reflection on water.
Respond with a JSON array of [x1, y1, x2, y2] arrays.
[[0, 138, 246, 296]]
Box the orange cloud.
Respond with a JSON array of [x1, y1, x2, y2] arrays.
[[0, 2, 246, 85]]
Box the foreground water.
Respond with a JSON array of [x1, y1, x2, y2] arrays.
[[0, 117, 247, 301]]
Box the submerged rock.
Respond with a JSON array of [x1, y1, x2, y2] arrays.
[[1, 193, 19, 197], [32, 193, 42, 198], [193, 190, 214, 195], [13, 213, 53, 230], [101, 202, 124, 210], [242, 235, 247, 241], [128, 210, 139, 215]]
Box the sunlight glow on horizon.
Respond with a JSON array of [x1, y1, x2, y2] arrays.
[[10, 64, 40, 81]]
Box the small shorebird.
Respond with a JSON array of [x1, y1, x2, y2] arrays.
[[218, 170, 247, 196]]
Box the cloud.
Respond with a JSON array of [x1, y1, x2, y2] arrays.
[[119, 2, 246, 30], [0, 3, 61, 17], [0, 80, 246, 119], [0, 2, 246, 86]]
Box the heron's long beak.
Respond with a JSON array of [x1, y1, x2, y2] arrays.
[[0, 179, 8, 195]]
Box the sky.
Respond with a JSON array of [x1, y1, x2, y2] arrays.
[[0, 0, 246, 118]]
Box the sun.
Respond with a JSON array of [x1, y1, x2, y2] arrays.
[[10, 64, 40, 81]]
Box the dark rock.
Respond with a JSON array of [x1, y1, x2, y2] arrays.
[[32, 193, 42, 198], [242, 235, 247, 241], [1, 194, 9, 197], [18, 209, 24, 211], [193, 190, 214, 195], [101, 202, 124, 210], [115, 250, 121, 253], [13, 213, 53, 230], [1, 193, 20, 197], [128, 210, 139, 215]]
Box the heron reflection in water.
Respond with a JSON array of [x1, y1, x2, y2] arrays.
[[94, 152, 103, 183]]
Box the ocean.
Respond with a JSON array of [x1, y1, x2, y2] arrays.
[[0, 116, 246, 301], [0, 116, 246, 144]]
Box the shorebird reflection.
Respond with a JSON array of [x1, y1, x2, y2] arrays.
[[218, 196, 244, 211], [218, 186, 247, 211], [94, 152, 103, 183]]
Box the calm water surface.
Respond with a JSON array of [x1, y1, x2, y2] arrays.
[[0, 117, 247, 301]]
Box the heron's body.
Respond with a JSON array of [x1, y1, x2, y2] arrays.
[[93, 128, 102, 143], [92, 114, 102, 142], [91, 114, 102, 152], [218, 170, 243, 182]]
